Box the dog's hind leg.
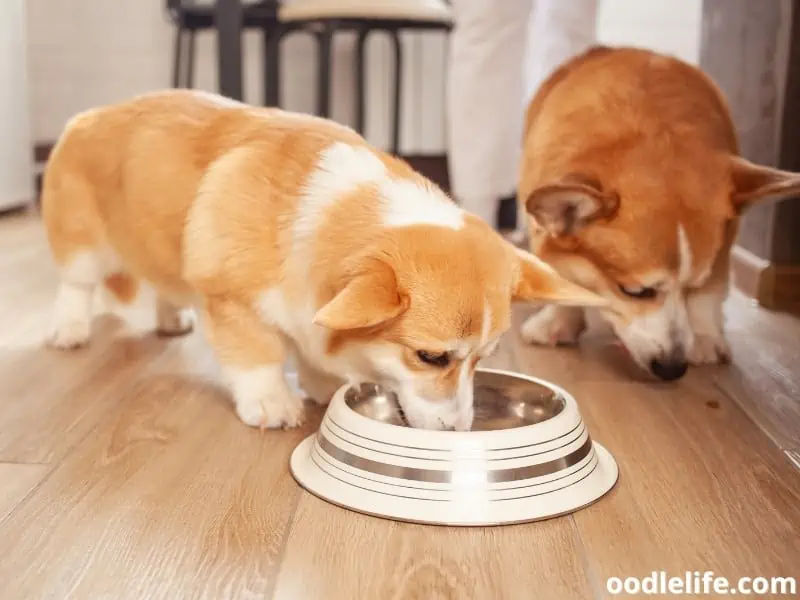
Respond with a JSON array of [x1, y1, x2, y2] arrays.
[[48, 252, 102, 349], [41, 146, 107, 350], [155, 297, 195, 337]]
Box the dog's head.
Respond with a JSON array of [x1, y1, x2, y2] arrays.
[[524, 154, 800, 380], [313, 214, 605, 430]]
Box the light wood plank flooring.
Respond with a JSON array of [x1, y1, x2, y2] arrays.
[[0, 211, 798, 599]]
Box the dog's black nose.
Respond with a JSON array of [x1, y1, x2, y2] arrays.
[[650, 358, 688, 381]]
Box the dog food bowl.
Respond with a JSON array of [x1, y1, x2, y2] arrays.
[[290, 368, 618, 526]]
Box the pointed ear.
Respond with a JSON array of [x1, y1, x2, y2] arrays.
[[313, 259, 408, 331], [525, 175, 619, 237], [512, 247, 608, 307], [731, 156, 800, 211]]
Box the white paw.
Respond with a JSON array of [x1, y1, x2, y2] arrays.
[[48, 320, 91, 350], [156, 304, 194, 337], [689, 332, 731, 365], [235, 388, 306, 430], [521, 306, 585, 347]]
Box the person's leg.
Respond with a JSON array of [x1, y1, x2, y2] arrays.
[[447, 0, 533, 226], [515, 0, 601, 235], [523, 0, 601, 102]]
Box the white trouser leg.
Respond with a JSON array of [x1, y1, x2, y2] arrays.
[[524, 0, 601, 102], [447, 0, 534, 225], [516, 0, 601, 232]]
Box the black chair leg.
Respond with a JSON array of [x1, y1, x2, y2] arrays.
[[316, 23, 335, 118], [389, 29, 403, 154], [263, 26, 284, 107], [355, 28, 370, 136], [172, 27, 185, 88], [186, 30, 196, 89]]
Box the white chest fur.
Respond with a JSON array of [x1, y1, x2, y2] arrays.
[[256, 287, 340, 374]]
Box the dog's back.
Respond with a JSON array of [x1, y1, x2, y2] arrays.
[[40, 89, 367, 304], [520, 46, 738, 203]]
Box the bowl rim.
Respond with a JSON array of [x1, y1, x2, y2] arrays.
[[324, 368, 583, 451]]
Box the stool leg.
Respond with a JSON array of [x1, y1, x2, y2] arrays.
[[186, 30, 196, 89], [316, 23, 334, 118], [389, 30, 403, 154], [355, 28, 370, 136], [264, 26, 283, 107]]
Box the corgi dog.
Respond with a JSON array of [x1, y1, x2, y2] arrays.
[[518, 46, 800, 381], [41, 90, 604, 431]]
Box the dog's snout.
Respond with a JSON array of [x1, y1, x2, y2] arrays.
[[650, 357, 688, 381]]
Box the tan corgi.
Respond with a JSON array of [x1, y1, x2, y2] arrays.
[[41, 90, 604, 431], [518, 46, 800, 381]]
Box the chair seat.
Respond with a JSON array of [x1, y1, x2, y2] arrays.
[[171, 1, 279, 29], [279, 0, 452, 23]]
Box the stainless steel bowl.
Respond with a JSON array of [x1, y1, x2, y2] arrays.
[[343, 371, 566, 431]]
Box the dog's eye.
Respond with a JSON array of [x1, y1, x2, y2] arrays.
[[619, 284, 657, 299], [416, 350, 451, 368]]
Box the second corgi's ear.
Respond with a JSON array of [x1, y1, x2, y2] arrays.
[[730, 156, 800, 212], [313, 259, 408, 331], [524, 175, 619, 236], [511, 247, 608, 307]]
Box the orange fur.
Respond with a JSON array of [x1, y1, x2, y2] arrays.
[[102, 273, 139, 304]]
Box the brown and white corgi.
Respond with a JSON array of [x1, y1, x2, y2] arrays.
[[41, 90, 604, 430], [518, 46, 800, 381]]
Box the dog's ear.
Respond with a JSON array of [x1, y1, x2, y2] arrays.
[[511, 246, 608, 307], [730, 156, 800, 212], [524, 174, 619, 237], [313, 258, 408, 331]]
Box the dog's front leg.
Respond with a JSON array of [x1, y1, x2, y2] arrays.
[[687, 283, 731, 365], [687, 221, 736, 366], [521, 305, 587, 346], [203, 297, 305, 429]]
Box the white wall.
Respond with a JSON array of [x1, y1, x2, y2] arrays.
[[0, 0, 35, 209], [26, 0, 702, 154]]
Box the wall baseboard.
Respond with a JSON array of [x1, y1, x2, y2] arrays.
[[732, 245, 800, 315]]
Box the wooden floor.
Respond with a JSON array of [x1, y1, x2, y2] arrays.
[[1, 210, 798, 600]]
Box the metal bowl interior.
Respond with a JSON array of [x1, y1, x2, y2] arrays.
[[343, 371, 566, 431]]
